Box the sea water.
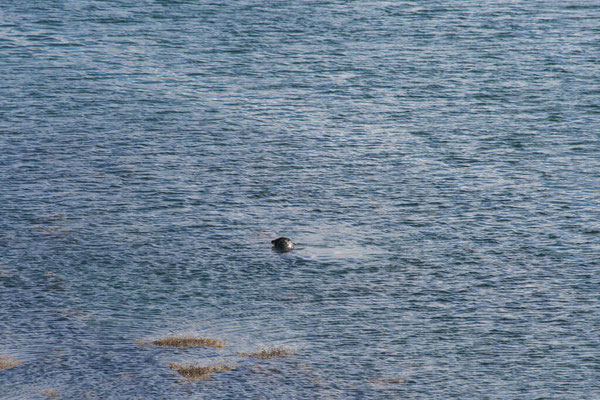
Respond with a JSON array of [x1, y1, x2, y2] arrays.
[[1, 1, 599, 398]]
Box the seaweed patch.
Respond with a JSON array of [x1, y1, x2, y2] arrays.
[[169, 363, 235, 380], [138, 336, 226, 348], [240, 346, 296, 359], [0, 355, 23, 370]]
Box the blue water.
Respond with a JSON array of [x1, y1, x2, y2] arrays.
[[1, 1, 599, 398]]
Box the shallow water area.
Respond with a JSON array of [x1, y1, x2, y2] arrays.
[[1, 1, 600, 399]]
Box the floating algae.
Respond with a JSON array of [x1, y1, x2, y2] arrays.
[[0, 355, 23, 370], [138, 336, 226, 348], [240, 346, 296, 359], [169, 363, 235, 380]]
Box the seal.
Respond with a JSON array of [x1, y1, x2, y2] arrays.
[[271, 237, 294, 252]]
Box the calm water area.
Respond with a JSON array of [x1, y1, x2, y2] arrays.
[[1, 1, 599, 398]]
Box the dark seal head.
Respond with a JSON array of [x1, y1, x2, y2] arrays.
[[271, 237, 294, 252]]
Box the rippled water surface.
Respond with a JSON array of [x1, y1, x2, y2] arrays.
[[1, 1, 599, 398]]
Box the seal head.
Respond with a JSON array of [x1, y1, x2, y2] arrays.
[[271, 237, 294, 252]]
